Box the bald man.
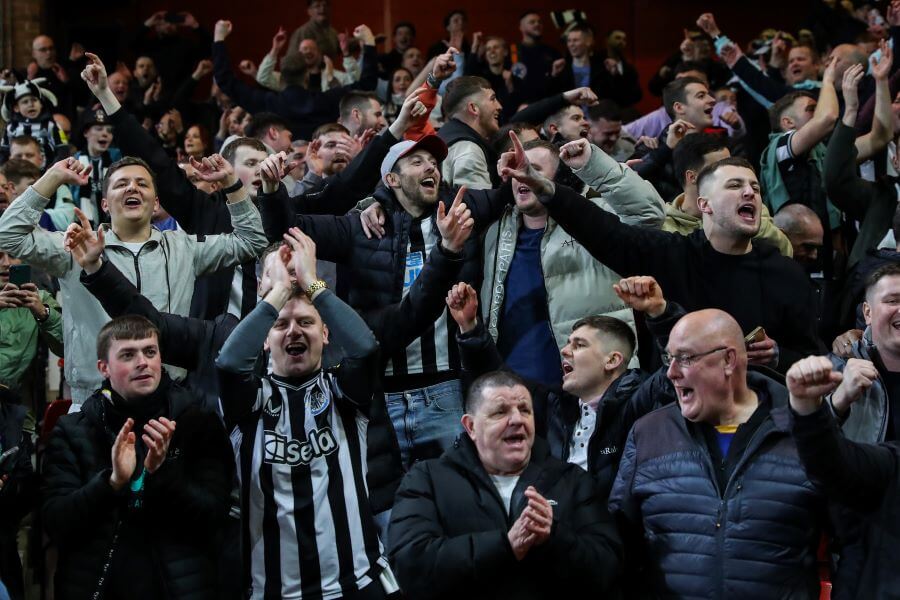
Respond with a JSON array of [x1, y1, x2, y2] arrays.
[[774, 204, 824, 268], [609, 304, 830, 599], [27, 34, 74, 113]]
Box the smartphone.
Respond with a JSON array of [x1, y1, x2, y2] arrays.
[[744, 326, 766, 346], [8, 264, 30, 287], [0, 447, 19, 474]]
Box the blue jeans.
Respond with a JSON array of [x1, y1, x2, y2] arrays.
[[385, 379, 464, 469]]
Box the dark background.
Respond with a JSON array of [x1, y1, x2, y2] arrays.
[[44, 0, 811, 112]]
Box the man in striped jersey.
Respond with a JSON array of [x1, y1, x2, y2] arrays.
[[260, 135, 514, 469], [216, 227, 399, 599]]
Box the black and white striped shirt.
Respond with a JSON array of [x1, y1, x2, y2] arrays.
[[385, 215, 453, 378], [231, 372, 387, 599], [1, 114, 65, 163]]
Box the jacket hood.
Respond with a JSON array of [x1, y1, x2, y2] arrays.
[[666, 194, 700, 228], [438, 118, 492, 154]]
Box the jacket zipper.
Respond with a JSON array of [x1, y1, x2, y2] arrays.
[[716, 418, 777, 599], [132, 252, 142, 292]]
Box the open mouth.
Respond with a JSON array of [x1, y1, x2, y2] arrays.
[[502, 432, 527, 448], [251, 179, 261, 188], [420, 177, 436, 191], [737, 203, 757, 222], [562, 361, 574, 376], [676, 386, 694, 402], [285, 341, 308, 357], [124, 196, 143, 208]]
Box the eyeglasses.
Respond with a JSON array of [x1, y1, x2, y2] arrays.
[[661, 346, 728, 368]]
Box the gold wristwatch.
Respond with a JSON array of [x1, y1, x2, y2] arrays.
[[304, 280, 328, 299]]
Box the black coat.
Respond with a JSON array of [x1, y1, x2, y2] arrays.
[[0, 401, 37, 600], [388, 435, 622, 600], [539, 184, 823, 372], [41, 380, 233, 600], [792, 404, 900, 599], [455, 321, 658, 499]]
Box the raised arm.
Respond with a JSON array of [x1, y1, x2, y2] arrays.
[[788, 57, 839, 157], [283, 226, 377, 359], [849, 42, 894, 162], [82, 52, 216, 233], [212, 20, 277, 115], [696, 13, 792, 108], [824, 121, 875, 221], [256, 90, 427, 220], [499, 131, 677, 279], [787, 356, 895, 512], [560, 139, 664, 227], [185, 154, 268, 275], [0, 159, 92, 277], [215, 255, 293, 427]]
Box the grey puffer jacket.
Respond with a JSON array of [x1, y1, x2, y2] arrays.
[[482, 144, 664, 365]]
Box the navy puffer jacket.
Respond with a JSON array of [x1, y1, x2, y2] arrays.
[[609, 372, 828, 599]]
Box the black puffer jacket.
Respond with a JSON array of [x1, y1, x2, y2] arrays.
[[388, 435, 622, 600], [41, 379, 234, 600]]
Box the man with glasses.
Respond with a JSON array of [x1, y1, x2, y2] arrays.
[[608, 297, 831, 599]]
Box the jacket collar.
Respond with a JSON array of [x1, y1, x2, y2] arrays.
[[98, 224, 163, 249], [445, 434, 565, 520]]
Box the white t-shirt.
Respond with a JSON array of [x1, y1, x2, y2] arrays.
[[490, 474, 520, 515]]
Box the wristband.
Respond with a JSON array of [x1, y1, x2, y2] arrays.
[[305, 280, 328, 299], [221, 179, 244, 194], [426, 72, 439, 89], [34, 304, 50, 323]]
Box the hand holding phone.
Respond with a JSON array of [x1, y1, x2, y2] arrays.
[[744, 326, 766, 346], [8, 264, 30, 287]]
